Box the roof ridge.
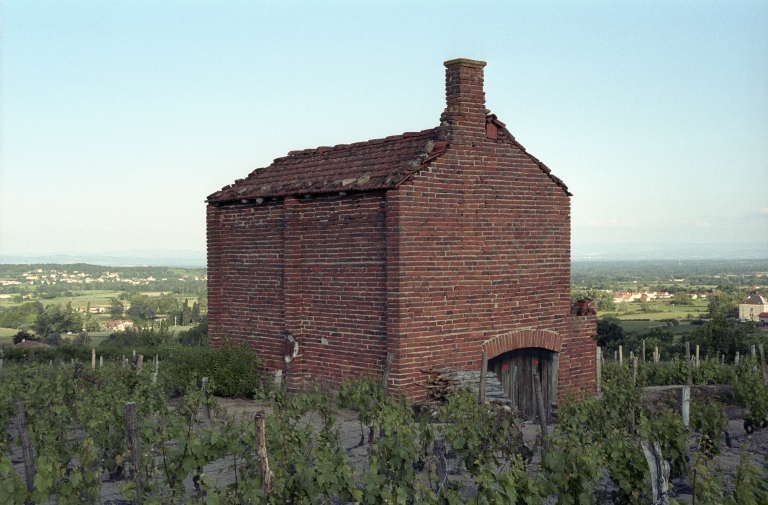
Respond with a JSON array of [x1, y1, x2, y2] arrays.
[[284, 127, 439, 158]]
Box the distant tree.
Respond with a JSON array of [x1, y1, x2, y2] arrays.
[[707, 293, 735, 318], [12, 330, 38, 344], [35, 304, 83, 336], [126, 304, 156, 321], [640, 301, 652, 313], [177, 316, 208, 347], [75, 331, 90, 346], [108, 297, 124, 318], [671, 293, 694, 306], [42, 333, 62, 346], [85, 301, 92, 320], [596, 318, 625, 348], [571, 290, 615, 311], [180, 299, 192, 326], [692, 315, 756, 359], [0, 302, 43, 330], [155, 293, 179, 314], [85, 318, 101, 332], [191, 302, 200, 324]]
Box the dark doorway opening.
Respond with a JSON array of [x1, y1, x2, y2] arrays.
[[488, 348, 559, 420]]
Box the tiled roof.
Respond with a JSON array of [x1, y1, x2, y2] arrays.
[[744, 294, 768, 305], [208, 128, 447, 203], [15, 340, 53, 348]]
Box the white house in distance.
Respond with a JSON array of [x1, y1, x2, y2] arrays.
[[738, 294, 768, 322], [104, 320, 134, 332]]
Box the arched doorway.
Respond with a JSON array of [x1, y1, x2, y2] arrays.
[[488, 348, 559, 419]]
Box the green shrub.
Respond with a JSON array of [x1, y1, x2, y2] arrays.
[[99, 322, 172, 350], [159, 342, 262, 397], [0, 345, 94, 363], [733, 356, 768, 432], [691, 399, 728, 457], [177, 317, 207, 346]]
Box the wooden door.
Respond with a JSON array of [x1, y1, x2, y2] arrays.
[[488, 348, 558, 420]]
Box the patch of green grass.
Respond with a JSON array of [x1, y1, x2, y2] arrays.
[[0, 327, 16, 337]]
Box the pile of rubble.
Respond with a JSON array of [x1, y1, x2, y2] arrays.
[[420, 367, 512, 407]]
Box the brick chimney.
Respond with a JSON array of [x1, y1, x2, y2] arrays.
[[441, 58, 487, 143]]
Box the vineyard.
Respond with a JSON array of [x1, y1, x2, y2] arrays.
[[1, 355, 768, 504]]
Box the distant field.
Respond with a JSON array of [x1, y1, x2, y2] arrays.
[[0, 291, 200, 310], [0, 325, 196, 347], [597, 298, 710, 335], [611, 319, 697, 335]]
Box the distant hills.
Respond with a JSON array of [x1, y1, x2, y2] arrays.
[[0, 249, 206, 268], [1, 242, 764, 267], [572, 242, 766, 261]]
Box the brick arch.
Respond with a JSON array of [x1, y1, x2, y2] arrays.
[[481, 328, 562, 359]]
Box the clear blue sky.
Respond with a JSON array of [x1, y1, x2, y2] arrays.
[[1, 1, 766, 262]]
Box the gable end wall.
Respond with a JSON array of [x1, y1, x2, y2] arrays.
[[385, 135, 595, 399]]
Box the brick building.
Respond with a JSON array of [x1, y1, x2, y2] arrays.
[[206, 58, 597, 411]]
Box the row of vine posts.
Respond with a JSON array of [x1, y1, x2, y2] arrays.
[[471, 339, 768, 504], [2, 339, 767, 503]]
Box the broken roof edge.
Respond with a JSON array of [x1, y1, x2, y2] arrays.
[[279, 127, 441, 161], [205, 128, 449, 204]]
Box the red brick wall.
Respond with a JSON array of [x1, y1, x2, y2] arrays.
[[206, 201, 286, 372], [560, 314, 598, 396], [207, 192, 389, 389], [384, 59, 594, 399], [207, 59, 597, 398], [289, 192, 389, 388]]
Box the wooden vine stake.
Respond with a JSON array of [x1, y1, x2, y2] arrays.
[[695, 345, 700, 368], [14, 401, 36, 493], [136, 355, 144, 375], [685, 342, 692, 386], [759, 344, 768, 387], [381, 352, 393, 395], [478, 351, 488, 405], [641, 440, 670, 505], [596, 347, 602, 394], [124, 402, 142, 505], [254, 411, 273, 497], [642, 339, 646, 363], [91, 348, 96, 369], [532, 367, 549, 448], [619, 345, 623, 366], [681, 386, 690, 428], [631, 357, 638, 434], [632, 357, 638, 387], [201, 377, 213, 430]]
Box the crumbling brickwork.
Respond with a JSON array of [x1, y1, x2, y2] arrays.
[[207, 58, 597, 401]]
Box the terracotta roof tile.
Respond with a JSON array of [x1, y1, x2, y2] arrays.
[[209, 115, 571, 202], [208, 128, 445, 203]]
